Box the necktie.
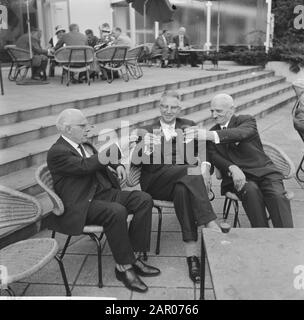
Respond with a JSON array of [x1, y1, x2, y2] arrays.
[[78, 144, 87, 158]]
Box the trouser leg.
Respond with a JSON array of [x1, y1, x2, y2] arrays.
[[113, 190, 153, 253], [258, 174, 293, 227], [236, 180, 269, 227], [173, 175, 216, 242], [86, 199, 136, 265]]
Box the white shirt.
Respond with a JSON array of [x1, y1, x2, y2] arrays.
[[213, 119, 231, 144], [160, 120, 177, 141], [162, 35, 167, 46], [62, 135, 91, 158], [179, 35, 184, 49]]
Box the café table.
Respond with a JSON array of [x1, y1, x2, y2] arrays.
[[200, 228, 304, 300], [177, 48, 219, 69]]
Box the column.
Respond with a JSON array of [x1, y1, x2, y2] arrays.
[[204, 1, 212, 51], [155, 21, 159, 40], [265, 0, 272, 53], [129, 3, 136, 47]]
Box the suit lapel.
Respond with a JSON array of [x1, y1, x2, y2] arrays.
[[58, 136, 81, 157]]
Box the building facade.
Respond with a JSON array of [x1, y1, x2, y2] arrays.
[[0, 0, 268, 61]]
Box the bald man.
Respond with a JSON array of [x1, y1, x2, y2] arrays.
[[47, 109, 160, 293], [173, 27, 198, 68], [203, 93, 293, 228]]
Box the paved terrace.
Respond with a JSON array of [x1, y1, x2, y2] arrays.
[[0, 64, 303, 299]]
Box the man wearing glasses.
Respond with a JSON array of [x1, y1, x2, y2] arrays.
[[47, 109, 160, 293], [131, 90, 219, 284]]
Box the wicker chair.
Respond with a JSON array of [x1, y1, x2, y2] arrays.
[[126, 164, 215, 255], [4, 45, 32, 81], [95, 45, 129, 83], [54, 46, 94, 86], [35, 163, 136, 288], [0, 185, 71, 296], [218, 141, 296, 227], [125, 45, 145, 79]]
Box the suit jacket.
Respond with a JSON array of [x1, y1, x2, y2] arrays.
[[16, 34, 48, 56], [112, 34, 132, 47], [208, 114, 280, 194], [172, 34, 190, 48], [132, 117, 206, 191], [151, 35, 169, 55], [55, 31, 88, 50], [47, 136, 121, 235]]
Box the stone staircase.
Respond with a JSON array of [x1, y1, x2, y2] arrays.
[[0, 65, 296, 243]]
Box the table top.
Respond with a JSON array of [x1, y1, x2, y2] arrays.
[[202, 228, 304, 300], [178, 48, 217, 53]]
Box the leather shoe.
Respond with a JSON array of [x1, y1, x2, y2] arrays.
[[115, 267, 148, 293], [133, 258, 161, 277], [187, 256, 201, 283]]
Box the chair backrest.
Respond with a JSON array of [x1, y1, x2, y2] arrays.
[[95, 46, 117, 62], [112, 46, 129, 63], [126, 45, 145, 61], [54, 46, 94, 64], [0, 185, 42, 229], [4, 45, 31, 62], [143, 43, 154, 55], [215, 142, 296, 180], [262, 141, 296, 179], [35, 164, 64, 216], [126, 164, 141, 188]]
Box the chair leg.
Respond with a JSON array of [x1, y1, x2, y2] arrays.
[[142, 252, 148, 261], [232, 200, 240, 227], [60, 235, 72, 260], [88, 233, 103, 288], [54, 256, 72, 296], [296, 154, 304, 183], [223, 197, 232, 220], [155, 206, 163, 255], [5, 286, 15, 296]]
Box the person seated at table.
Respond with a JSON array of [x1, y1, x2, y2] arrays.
[[172, 27, 198, 68], [131, 90, 219, 283], [203, 93, 294, 228], [16, 27, 49, 81], [53, 23, 88, 83], [48, 25, 66, 77], [151, 29, 175, 68], [85, 29, 99, 48], [94, 23, 114, 51], [112, 27, 132, 48], [47, 108, 161, 293]]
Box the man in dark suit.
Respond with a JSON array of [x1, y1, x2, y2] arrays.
[[172, 27, 198, 68], [131, 90, 219, 283], [16, 28, 49, 81], [47, 109, 160, 293], [151, 30, 175, 68], [205, 93, 293, 227]]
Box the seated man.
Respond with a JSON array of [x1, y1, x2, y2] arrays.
[[47, 109, 160, 293], [172, 27, 198, 68], [112, 27, 132, 47], [151, 30, 175, 68], [205, 93, 293, 228], [85, 29, 99, 48], [16, 28, 49, 81], [131, 90, 219, 283]]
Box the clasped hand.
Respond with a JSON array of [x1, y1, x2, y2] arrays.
[[229, 165, 246, 192]]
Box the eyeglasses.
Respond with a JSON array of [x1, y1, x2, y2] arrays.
[[160, 104, 180, 112]]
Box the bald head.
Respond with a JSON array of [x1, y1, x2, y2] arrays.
[[210, 93, 235, 126], [56, 109, 89, 143], [178, 27, 186, 35]]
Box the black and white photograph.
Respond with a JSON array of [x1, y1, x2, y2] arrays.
[[0, 0, 304, 304]]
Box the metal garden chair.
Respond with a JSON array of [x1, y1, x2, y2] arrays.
[[0, 185, 71, 296], [126, 163, 215, 255], [54, 45, 94, 86], [95, 45, 129, 83], [217, 141, 296, 227], [4, 45, 32, 82], [125, 45, 145, 79]]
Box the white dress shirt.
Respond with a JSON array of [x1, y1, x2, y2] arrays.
[[62, 135, 91, 158], [179, 35, 184, 49], [160, 120, 177, 141], [213, 119, 231, 144]]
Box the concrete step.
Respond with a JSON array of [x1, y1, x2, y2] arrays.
[[0, 66, 263, 126], [0, 81, 295, 196], [0, 71, 282, 150]]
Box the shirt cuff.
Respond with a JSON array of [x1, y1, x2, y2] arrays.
[[201, 161, 211, 174], [213, 131, 220, 144]]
